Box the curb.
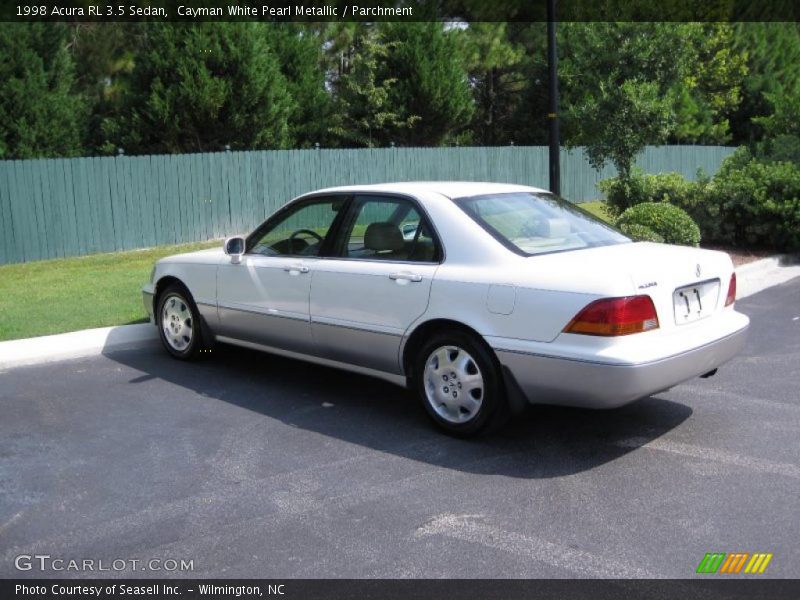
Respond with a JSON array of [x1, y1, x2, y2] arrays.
[[0, 323, 158, 372], [735, 254, 800, 300], [1, 254, 798, 371]]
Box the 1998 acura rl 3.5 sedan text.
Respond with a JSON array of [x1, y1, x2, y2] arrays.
[[143, 182, 749, 435]]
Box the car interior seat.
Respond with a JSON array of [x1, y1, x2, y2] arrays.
[[364, 222, 407, 259]]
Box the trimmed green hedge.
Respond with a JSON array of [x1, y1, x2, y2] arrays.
[[598, 169, 703, 218], [704, 154, 800, 250], [616, 202, 701, 247], [617, 222, 665, 243], [598, 149, 800, 251]]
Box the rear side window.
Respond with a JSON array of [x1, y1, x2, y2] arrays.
[[335, 195, 441, 262], [455, 192, 629, 256]]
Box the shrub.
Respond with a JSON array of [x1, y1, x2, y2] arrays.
[[706, 158, 800, 250], [598, 148, 800, 252], [717, 146, 753, 172], [617, 222, 665, 243], [597, 169, 703, 217], [616, 202, 701, 247]]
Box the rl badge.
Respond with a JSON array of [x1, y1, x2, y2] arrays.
[[696, 552, 773, 574]]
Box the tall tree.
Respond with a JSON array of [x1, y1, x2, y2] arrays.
[[506, 22, 745, 148], [69, 23, 136, 154], [329, 25, 419, 148], [504, 23, 550, 145], [560, 23, 692, 178], [459, 23, 529, 146], [0, 23, 86, 159], [754, 88, 800, 161], [266, 24, 334, 148], [666, 24, 747, 144], [107, 23, 293, 154], [378, 22, 474, 146], [728, 23, 800, 145]]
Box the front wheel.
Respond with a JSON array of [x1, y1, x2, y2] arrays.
[[413, 331, 507, 436], [156, 284, 206, 360]]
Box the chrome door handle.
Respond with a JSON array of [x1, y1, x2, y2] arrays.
[[284, 264, 309, 274], [389, 272, 422, 282]]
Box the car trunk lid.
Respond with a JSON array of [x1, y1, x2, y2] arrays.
[[619, 243, 733, 331], [521, 242, 734, 335]]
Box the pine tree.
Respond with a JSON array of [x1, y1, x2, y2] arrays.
[[729, 23, 800, 144], [378, 22, 474, 146], [329, 25, 419, 148], [266, 24, 333, 148], [0, 23, 86, 159], [459, 23, 529, 146], [107, 23, 293, 154], [69, 23, 136, 154]]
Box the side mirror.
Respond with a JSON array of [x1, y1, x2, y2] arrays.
[[224, 236, 245, 264]]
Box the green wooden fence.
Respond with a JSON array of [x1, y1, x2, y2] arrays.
[[0, 145, 734, 265]]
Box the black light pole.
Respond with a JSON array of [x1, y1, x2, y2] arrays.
[[547, 0, 561, 196]]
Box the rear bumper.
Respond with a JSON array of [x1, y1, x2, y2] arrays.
[[142, 284, 155, 325], [495, 316, 749, 409]]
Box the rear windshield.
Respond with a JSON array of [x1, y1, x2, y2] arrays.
[[454, 192, 630, 256]]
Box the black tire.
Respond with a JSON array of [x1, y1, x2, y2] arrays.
[[413, 330, 507, 437], [156, 283, 208, 360]]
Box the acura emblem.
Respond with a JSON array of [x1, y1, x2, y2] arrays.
[[696, 264, 702, 277]]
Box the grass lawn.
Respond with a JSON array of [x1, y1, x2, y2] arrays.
[[0, 240, 220, 342], [578, 200, 613, 224]]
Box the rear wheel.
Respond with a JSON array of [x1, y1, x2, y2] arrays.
[[156, 284, 206, 360], [414, 330, 506, 436]]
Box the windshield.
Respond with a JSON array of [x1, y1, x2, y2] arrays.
[[455, 192, 630, 256]]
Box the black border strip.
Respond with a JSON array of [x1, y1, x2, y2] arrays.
[[4, 579, 800, 600], [3, 0, 800, 23]]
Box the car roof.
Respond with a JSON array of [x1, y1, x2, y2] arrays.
[[309, 181, 549, 199]]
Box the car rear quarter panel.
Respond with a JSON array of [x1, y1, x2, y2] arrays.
[[419, 253, 639, 345]]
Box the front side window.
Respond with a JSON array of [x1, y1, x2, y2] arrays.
[[335, 195, 441, 262], [248, 197, 346, 257], [455, 192, 630, 256]]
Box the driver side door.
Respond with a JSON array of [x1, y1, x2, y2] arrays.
[[216, 196, 347, 354]]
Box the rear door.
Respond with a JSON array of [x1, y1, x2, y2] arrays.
[[309, 194, 442, 374]]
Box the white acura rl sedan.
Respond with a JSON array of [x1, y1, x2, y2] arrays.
[[143, 182, 749, 435]]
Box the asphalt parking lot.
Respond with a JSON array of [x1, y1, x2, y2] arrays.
[[1, 278, 798, 579]]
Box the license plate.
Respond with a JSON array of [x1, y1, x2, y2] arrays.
[[673, 279, 720, 325]]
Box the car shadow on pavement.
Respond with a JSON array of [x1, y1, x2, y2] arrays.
[[107, 342, 692, 479]]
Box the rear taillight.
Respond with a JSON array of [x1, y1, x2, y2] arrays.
[[725, 273, 736, 306], [564, 295, 660, 336]]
